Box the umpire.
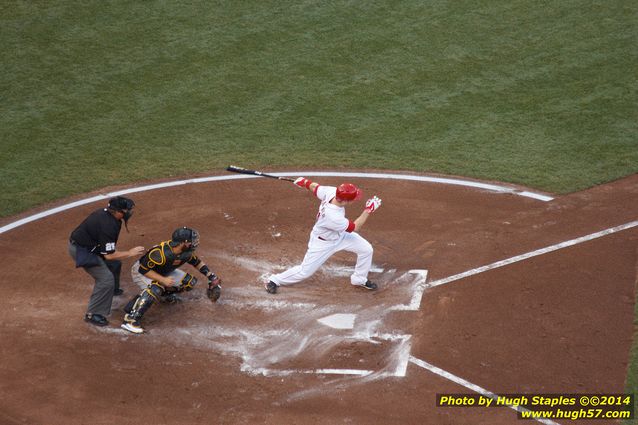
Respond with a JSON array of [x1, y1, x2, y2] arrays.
[[68, 196, 145, 327]]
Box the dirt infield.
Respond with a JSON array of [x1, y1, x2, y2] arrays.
[[0, 171, 636, 425]]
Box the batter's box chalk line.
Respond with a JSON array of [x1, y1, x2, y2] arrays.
[[240, 269, 426, 378], [97, 268, 429, 379], [222, 263, 428, 313], [241, 333, 412, 378]]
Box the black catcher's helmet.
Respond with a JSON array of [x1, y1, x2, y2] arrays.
[[171, 226, 200, 248]]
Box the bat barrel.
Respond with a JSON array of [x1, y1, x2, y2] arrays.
[[226, 165, 295, 181]]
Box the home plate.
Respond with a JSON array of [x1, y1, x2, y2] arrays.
[[317, 313, 356, 330]]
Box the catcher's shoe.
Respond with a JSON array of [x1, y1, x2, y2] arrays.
[[121, 315, 144, 334], [265, 281, 278, 294], [355, 280, 377, 291]]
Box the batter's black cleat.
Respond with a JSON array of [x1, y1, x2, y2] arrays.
[[113, 288, 124, 296], [265, 281, 278, 294], [84, 313, 108, 327], [356, 280, 377, 291]]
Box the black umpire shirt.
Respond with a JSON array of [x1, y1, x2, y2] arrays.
[[70, 208, 122, 256]]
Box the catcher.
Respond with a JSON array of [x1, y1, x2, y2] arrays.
[[121, 226, 222, 334]]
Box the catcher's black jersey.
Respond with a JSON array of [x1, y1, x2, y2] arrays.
[[138, 241, 200, 276]]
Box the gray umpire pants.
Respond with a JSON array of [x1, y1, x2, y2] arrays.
[[68, 242, 115, 317]]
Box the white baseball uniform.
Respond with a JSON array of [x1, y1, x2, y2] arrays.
[[269, 185, 373, 287], [130, 260, 188, 290]]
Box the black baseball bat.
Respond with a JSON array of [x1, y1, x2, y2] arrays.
[[226, 165, 295, 182]]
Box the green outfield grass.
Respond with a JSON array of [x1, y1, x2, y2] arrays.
[[2, 1, 636, 217], [1, 0, 636, 406]]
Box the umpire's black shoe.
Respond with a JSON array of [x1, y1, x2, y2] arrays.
[[84, 313, 108, 327], [113, 288, 124, 296], [265, 281, 278, 294]]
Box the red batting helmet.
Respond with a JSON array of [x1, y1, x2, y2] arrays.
[[336, 183, 362, 202]]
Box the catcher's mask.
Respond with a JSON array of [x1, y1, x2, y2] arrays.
[[108, 196, 135, 228], [171, 226, 200, 249], [335, 183, 362, 202]]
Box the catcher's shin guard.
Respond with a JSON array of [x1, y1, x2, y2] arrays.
[[123, 294, 140, 314], [127, 283, 163, 320]]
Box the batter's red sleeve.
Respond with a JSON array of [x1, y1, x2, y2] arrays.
[[346, 220, 356, 233]]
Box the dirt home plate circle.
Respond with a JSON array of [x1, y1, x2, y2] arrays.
[[1, 170, 636, 425]]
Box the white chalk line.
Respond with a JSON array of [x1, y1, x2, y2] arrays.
[[104, 267, 424, 378], [409, 356, 560, 425], [242, 334, 412, 378], [389, 269, 428, 311], [221, 298, 319, 311], [276, 172, 554, 202], [427, 220, 638, 289], [0, 171, 552, 234], [240, 270, 425, 377], [213, 265, 425, 314], [405, 220, 638, 424], [241, 367, 373, 377]]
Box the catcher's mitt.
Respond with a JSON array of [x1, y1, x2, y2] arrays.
[[207, 275, 222, 302]]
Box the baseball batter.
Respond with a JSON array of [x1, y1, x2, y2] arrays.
[[265, 177, 382, 294]]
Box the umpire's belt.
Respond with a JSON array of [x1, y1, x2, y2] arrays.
[[69, 239, 91, 249]]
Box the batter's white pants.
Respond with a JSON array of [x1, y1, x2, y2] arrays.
[[270, 232, 373, 287]]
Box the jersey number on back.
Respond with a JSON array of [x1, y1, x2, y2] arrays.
[[316, 203, 327, 220]]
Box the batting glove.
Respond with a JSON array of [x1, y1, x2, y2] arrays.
[[364, 196, 382, 213], [294, 177, 313, 189]]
